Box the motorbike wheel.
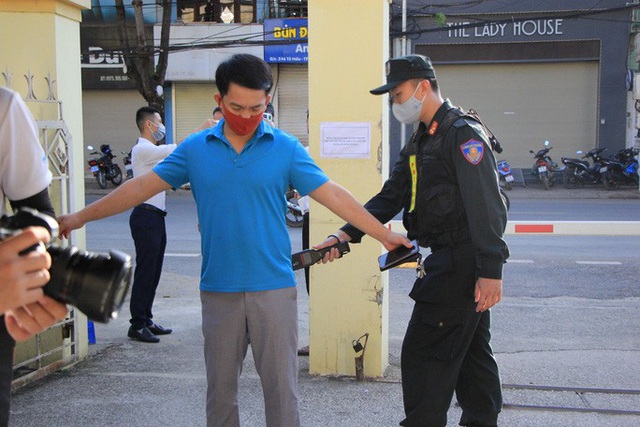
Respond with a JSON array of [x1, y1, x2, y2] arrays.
[[540, 174, 551, 190], [562, 168, 578, 189], [499, 178, 512, 191], [601, 172, 619, 190], [111, 165, 123, 186], [285, 210, 304, 228], [96, 170, 108, 189]]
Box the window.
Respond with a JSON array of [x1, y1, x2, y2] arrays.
[[177, 0, 257, 23]]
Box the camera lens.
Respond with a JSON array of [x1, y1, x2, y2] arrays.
[[45, 246, 132, 323]]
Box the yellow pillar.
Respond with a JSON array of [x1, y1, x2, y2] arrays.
[[308, 0, 390, 376], [0, 0, 90, 358]]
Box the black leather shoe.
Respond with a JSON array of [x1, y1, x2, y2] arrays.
[[147, 322, 172, 335], [128, 326, 159, 343]]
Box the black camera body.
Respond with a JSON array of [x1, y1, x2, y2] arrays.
[[0, 208, 132, 323]]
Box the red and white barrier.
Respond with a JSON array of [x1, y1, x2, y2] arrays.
[[388, 220, 640, 236]]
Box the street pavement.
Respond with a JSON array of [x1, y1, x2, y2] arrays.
[[7, 179, 640, 427]]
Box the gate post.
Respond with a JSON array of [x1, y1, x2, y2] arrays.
[[0, 1, 90, 378], [307, 0, 391, 376]]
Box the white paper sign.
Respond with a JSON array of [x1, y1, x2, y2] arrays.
[[320, 122, 371, 159]]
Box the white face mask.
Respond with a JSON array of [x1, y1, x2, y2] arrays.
[[392, 82, 426, 124], [151, 122, 166, 142]]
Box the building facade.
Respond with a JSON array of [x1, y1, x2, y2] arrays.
[[81, 1, 636, 173], [80, 1, 309, 162], [389, 1, 634, 169]]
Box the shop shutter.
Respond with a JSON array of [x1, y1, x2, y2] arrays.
[[173, 82, 219, 143], [436, 61, 598, 168], [276, 64, 309, 146]]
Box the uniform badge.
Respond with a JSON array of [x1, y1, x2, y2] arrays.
[[428, 121, 438, 135], [460, 139, 484, 165]]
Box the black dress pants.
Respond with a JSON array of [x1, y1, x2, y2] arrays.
[[0, 318, 15, 427], [399, 244, 502, 427], [129, 207, 167, 329]]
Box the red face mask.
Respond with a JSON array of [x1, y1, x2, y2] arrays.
[[220, 103, 264, 136]]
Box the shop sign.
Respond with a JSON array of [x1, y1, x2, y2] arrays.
[[447, 19, 564, 39], [264, 18, 308, 63]]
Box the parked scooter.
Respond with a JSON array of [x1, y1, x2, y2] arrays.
[[87, 144, 123, 189], [122, 150, 133, 179], [529, 141, 558, 190], [285, 188, 304, 228], [497, 159, 514, 190], [600, 147, 639, 190], [560, 148, 607, 189]]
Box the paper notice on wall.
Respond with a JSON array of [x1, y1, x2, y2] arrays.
[[320, 122, 371, 159]]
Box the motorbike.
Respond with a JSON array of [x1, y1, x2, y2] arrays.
[[600, 147, 639, 190], [560, 147, 607, 189], [285, 188, 304, 228], [87, 144, 123, 189], [529, 141, 558, 190], [497, 159, 514, 190], [122, 150, 133, 179]]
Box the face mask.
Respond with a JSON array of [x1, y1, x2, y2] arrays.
[[151, 122, 166, 142], [220, 103, 264, 136], [392, 82, 426, 124]]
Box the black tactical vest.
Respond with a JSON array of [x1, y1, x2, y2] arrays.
[[403, 107, 472, 249]]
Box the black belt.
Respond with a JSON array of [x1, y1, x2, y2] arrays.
[[420, 227, 470, 251], [136, 203, 167, 217]]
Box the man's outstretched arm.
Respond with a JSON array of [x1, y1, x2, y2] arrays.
[[58, 171, 171, 238], [309, 180, 411, 252]]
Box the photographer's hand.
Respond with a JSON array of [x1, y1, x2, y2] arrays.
[[0, 227, 52, 313], [4, 296, 67, 342]]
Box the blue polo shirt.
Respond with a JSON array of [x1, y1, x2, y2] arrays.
[[153, 120, 329, 292]]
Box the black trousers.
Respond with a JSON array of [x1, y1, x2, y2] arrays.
[[400, 244, 502, 427], [0, 318, 15, 427], [129, 207, 167, 329]]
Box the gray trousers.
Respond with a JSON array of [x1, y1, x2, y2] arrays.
[[200, 287, 300, 427]]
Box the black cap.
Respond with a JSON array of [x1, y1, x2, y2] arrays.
[[370, 55, 436, 95]]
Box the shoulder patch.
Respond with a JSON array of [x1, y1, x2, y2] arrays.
[[459, 139, 484, 165]]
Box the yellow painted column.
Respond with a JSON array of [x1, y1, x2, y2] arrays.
[[0, 0, 90, 357], [308, 0, 390, 376]]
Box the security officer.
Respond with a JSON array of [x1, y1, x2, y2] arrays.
[[324, 55, 509, 426]]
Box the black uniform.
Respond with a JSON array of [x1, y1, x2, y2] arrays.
[[341, 100, 509, 427]]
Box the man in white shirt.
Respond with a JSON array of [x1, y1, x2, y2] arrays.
[[127, 106, 177, 343]]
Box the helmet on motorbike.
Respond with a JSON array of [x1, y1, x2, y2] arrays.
[[100, 144, 112, 154]]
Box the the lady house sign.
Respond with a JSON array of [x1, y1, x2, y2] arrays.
[[447, 19, 564, 38]]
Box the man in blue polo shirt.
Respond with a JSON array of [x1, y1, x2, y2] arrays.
[[58, 53, 411, 427]]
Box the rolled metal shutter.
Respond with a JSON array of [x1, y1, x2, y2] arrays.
[[436, 61, 598, 169], [173, 82, 219, 143], [276, 64, 309, 146]]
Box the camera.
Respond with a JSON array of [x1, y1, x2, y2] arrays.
[[0, 208, 132, 323]]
